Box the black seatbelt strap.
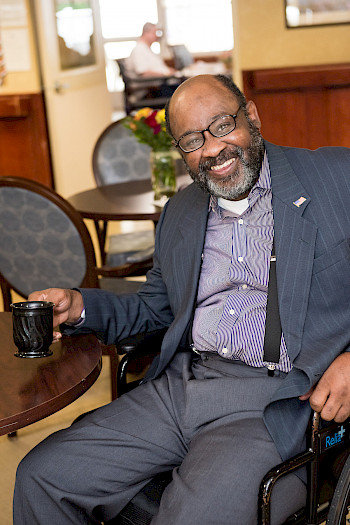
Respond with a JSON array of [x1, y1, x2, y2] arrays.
[[263, 241, 282, 375]]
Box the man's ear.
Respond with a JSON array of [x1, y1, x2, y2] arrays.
[[246, 100, 261, 129]]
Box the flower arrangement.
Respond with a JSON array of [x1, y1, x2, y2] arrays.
[[124, 107, 173, 152]]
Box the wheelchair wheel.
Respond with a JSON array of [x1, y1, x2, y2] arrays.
[[326, 453, 350, 525]]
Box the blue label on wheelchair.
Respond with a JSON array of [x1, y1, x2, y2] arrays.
[[320, 420, 350, 453]]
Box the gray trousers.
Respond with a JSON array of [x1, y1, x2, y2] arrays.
[[13, 352, 306, 525]]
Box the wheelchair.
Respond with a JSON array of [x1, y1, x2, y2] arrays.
[[104, 329, 350, 525]]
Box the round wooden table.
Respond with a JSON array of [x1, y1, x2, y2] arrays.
[[0, 312, 102, 436], [68, 176, 191, 264], [68, 180, 162, 264], [68, 179, 162, 223]]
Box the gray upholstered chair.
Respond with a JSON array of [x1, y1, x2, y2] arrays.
[[92, 118, 152, 187], [0, 176, 143, 402], [92, 118, 155, 271]]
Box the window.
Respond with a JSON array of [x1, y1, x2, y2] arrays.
[[163, 0, 233, 54], [99, 0, 158, 40], [99, 0, 233, 92]]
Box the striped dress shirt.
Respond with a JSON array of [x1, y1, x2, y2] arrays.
[[192, 153, 293, 373]]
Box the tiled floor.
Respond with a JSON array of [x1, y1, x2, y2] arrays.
[[0, 356, 111, 525]]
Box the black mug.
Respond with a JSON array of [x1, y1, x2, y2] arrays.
[[11, 301, 55, 358]]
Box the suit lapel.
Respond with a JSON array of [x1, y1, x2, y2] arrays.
[[155, 185, 209, 376], [173, 186, 209, 308], [266, 142, 317, 361]]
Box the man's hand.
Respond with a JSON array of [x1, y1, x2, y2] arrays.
[[299, 352, 350, 422], [28, 288, 84, 342]]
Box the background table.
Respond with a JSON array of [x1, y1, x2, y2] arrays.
[[68, 176, 191, 264], [68, 179, 163, 223], [68, 180, 162, 264], [0, 312, 102, 436]]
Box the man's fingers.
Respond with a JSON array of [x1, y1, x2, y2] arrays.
[[52, 331, 62, 343], [332, 405, 350, 423], [307, 376, 333, 418], [308, 383, 350, 422], [308, 389, 329, 413], [299, 387, 314, 401], [28, 291, 48, 301]]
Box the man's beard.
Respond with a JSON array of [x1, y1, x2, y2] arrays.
[[185, 120, 265, 200]]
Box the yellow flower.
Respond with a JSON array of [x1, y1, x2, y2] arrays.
[[155, 109, 166, 124], [134, 107, 153, 120]]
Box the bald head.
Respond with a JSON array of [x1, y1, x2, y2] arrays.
[[140, 22, 160, 46], [142, 22, 157, 35], [166, 75, 247, 139]]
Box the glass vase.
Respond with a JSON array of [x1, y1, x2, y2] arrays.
[[150, 150, 178, 200]]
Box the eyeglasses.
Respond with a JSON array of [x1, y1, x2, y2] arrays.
[[174, 107, 242, 153]]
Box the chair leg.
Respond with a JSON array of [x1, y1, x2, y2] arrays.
[[102, 345, 119, 401], [109, 351, 119, 402]]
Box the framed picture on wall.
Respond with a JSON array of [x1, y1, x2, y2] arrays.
[[285, 0, 350, 28]]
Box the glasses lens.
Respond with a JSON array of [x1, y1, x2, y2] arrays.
[[210, 115, 236, 137], [179, 133, 204, 152]]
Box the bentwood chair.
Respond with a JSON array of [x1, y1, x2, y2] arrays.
[[92, 119, 155, 272], [103, 330, 350, 525], [0, 176, 144, 402]]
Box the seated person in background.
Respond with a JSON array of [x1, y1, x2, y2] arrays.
[[125, 22, 180, 98], [14, 75, 350, 525], [126, 22, 176, 78]]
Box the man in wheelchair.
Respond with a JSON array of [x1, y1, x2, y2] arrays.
[[14, 75, 350, 524]]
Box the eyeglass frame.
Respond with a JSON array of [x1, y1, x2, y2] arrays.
[[173, 106, 243, 153]]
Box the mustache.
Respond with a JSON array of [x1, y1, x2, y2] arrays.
[[199, 146, 245, 172]]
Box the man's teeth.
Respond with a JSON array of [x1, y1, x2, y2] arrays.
[[210, 158, 235, 171]]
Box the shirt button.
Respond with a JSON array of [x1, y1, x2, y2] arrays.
[[222, 347, 228, 354], [238, 256, 244, 262], [242, 284, 248, 290], [229, 309, 235, 315], [238, 219, 244, 225]]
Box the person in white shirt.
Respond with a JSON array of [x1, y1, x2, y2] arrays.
[[126, 22, 176, 78]]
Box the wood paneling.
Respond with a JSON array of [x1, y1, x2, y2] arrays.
[[0, 93, 53, 188], [242, 63, 350, 149]]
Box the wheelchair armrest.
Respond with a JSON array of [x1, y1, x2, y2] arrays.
[[116, 329, 167, 397], [258, 449, 314, 524], [258, 412, 350, 525], [116, 328, 168, 355]]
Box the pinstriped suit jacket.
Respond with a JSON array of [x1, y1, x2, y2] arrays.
[[81, 141, 350, 461]]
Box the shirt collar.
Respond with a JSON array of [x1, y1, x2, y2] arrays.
[[209, 150, 271, 216]]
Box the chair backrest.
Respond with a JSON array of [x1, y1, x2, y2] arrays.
[[117, 57, 134, 81], [0, 176, 99, 309], [116, 58, 173, 115], [92, 119, 151, 186], [116, 58, 144, 115]]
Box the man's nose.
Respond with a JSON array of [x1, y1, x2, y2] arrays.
[[202, 131, 226, 157]]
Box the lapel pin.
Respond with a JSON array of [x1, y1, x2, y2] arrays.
[[293, 196, 307, 208]]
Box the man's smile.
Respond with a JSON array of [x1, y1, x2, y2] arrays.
[[209, 156, 238, 177]]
